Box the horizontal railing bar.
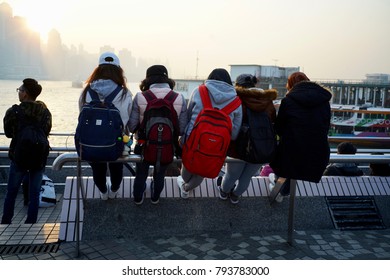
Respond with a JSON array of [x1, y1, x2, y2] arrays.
[[51, 152, 390, 171]]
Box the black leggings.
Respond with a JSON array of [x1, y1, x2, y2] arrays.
[[89, 162, 123, 193]]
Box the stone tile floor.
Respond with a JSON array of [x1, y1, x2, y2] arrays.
[[1, 187, 390, 260]]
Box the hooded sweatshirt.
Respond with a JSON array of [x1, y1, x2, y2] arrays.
[[78, 79, 132, 130], [183, 79, 242, 143]]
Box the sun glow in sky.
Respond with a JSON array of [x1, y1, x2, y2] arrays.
[[4, 0, 390, 80]]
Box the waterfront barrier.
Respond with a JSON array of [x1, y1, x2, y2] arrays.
[[51, 152, 390, 257]]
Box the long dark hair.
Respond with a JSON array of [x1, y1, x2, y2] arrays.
[[139, 76, 175, 91], [81, 64, 128, 103]]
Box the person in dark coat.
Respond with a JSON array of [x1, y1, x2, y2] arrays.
[[269, 72, 332, 198], [323, 142, 364, 176], [2, 78, 52, 224]]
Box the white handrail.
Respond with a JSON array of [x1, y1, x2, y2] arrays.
[[51, 152, 390, 171]]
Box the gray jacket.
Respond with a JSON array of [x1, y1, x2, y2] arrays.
[[183, 79, 242, 143]]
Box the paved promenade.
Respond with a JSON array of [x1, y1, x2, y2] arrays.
[[0, 184, 389, 260]]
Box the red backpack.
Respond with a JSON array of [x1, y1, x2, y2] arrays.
[[138, 90, 179, 170], [182, 85, 241, 178]]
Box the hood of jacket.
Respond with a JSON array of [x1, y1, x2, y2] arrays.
[[287, 81, 332, 108], [236, 87, 277, 112], [90, 79, 119, 98], [204, 79, 237, 105]]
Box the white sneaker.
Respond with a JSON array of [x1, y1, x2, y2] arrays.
[[177, 176, 189, 199], [268, 175, 283, 203], [108, 189, 118, 199], [268, 173, 276, 186], [100, 191, 108, 200]]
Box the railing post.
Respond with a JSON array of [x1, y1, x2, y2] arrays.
[[75, 158, 82, 257], [287, 179, 297, 246]]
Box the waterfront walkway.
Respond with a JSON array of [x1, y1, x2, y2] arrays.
[[1, 176, 390, 260]]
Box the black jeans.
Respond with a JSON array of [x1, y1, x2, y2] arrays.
[[89, 162, 123, 193], [133, 162, 169, 201]]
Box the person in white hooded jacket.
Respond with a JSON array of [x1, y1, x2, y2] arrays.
[[129, 65, 188, 205], [78, 52, 132, 200], [177, 68, 243, 198]]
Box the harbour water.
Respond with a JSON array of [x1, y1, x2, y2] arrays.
[[0, 80, 141, 146]]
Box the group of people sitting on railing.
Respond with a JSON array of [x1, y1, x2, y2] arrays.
[[77, 54, 333, 207], [3, 51, 385, 225]]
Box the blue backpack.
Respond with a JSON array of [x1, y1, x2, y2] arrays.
[[75, 86, 124, 161]]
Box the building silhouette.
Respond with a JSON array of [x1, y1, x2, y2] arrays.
[[0, 2, 149, 82]]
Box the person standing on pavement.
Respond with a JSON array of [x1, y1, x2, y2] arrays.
[[1, 78, 52, 224]]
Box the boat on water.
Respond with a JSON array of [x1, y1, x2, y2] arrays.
[[329, 104, 390, 148], [71, 80, 84, 88]]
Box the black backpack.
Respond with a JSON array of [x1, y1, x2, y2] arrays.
[[12, 105, 50, 170], [235, 107, 276, 164], [75, 85, 124, 161]]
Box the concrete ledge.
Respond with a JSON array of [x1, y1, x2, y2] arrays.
[[59, 176, 390, 242]]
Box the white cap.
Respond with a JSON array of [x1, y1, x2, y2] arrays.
[[98, 52, 120, 67]]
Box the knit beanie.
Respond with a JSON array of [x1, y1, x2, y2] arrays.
[[236, 74, 258, 88]]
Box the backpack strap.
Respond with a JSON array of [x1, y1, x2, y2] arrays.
[[87, 87, 100, 102], [87, 85, 122, 104], [199, 84, 241, 114], [104, 85, 123, 104], [221, 96, 241, 115], [142, 90, 157, 102], [163, 90, 179, 104], [142, 90, 178, 104], [199, 85, 212, 109]]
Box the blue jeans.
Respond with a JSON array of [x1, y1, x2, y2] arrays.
[[1, 161, 44, 224], [221, 161, 261, 196], [133, 162, 168, 201], [89, 162, 123, 193]]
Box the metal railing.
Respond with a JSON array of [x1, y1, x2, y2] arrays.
[[52, 151, 390, 255]]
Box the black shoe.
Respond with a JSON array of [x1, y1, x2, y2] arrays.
[[218, 186, 228, 200], [151, 197, 159, 205], [134, 196, 144, 205], [229, 192, 239, 204]]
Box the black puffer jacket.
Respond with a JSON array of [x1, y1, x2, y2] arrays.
[[227, 87, 277, 159], [270, 81, 332, 183], [3, 100, 52, 161], [323, 163, 364, 176]]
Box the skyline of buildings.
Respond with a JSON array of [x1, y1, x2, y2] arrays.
[[0, 2, 163, 82]]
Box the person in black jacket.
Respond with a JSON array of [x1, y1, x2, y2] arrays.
[[1, 78, 52, 224], [323, 142, 364, 176], [269, 72, 332, 201]]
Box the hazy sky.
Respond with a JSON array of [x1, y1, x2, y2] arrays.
[[5, 0, 390, 80]]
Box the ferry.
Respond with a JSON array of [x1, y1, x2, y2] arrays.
[[329, 104, 390, 148]]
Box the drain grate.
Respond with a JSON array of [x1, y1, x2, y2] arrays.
[[0, 243, 60, 255], [326, 196, 386, 230]]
